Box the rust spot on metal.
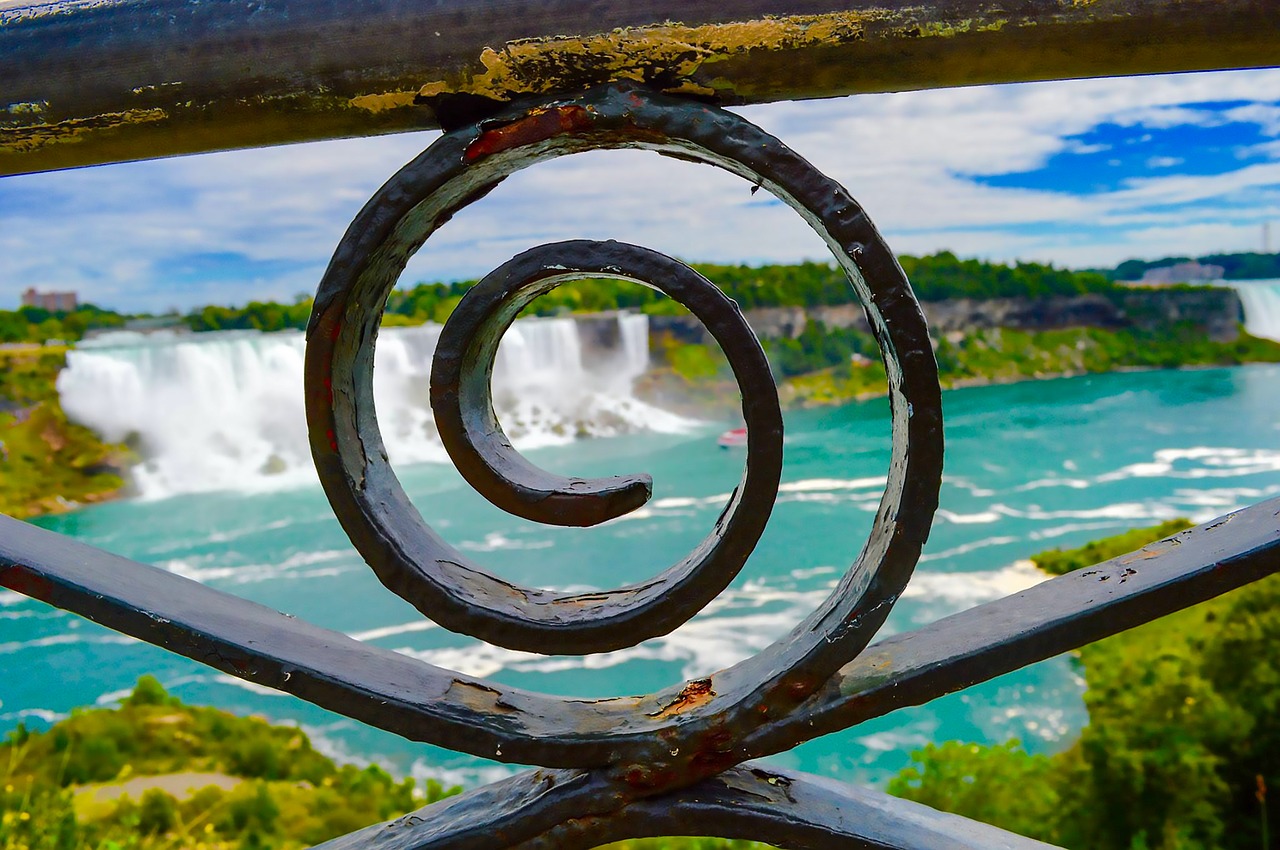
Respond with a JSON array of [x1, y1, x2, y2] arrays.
[[688, 726, 738, 775], [648, 677, 715, 718], [786, 677, 814, 700], [1118, 545, 1173, 565], [348, 91, 420, 113], [464, 105, 593, 161], [622, 764, 677, 791], [447, 678, 517, 713]]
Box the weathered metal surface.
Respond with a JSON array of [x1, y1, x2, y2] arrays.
[[4, 0, 1280, 175], [314, 763, 1058, 849]]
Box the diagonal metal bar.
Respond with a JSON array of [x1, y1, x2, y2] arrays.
[[313, 762, 1059, 850], [744, 496, 1280, 758], [3, 496, 1278, 776], [4, 0, 1279, 175]]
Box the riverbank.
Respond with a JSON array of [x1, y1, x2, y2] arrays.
[[0, 345, 129, 519], [640, 322, 1280, 412]]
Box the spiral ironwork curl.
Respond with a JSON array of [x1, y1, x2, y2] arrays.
[[302, 82, 946, 785], [303, 81, 944, 791]]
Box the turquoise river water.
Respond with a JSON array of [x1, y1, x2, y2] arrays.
[[3, 364, 1279, 790]]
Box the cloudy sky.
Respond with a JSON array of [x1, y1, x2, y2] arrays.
[[3, 67, 1279, 314]]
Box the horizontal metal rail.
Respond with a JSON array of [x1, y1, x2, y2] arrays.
[[3, 0, 1279, 175]]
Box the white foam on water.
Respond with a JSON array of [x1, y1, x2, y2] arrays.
[[456, 533, 555, 552], [992, 501, 1179, 522], [59, 314, 692, 499], [160, 549, 354, 586], [1026, 521, 1130, 542], [934, 509, 1002, 525], [395, 582, 830, 683], [0, 708, 67, 726], [0, 633, 136, 655], [901, 559, 1046, 606], [777, 477, 887, 493], [211, 674, 291, 697], [349, 620, 438, 642], [918, 535, 1018, 564], [409, 758, 514, 792]]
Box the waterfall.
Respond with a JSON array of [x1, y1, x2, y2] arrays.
[[1225, 279, 1280, 341], [58, 314, 689, 498]]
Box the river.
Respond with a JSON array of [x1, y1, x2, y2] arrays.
[[4, 342, 1279, 789]]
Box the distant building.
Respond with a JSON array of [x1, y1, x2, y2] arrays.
[[21, 287, 78, 312], [1137, 262, 1226, 285]]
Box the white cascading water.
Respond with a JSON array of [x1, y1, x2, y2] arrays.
[[58, 315, 690, 498], [1226, 279, 1280, 341]]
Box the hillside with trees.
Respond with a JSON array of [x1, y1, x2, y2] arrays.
[[890, 521, 1280, 850], [1111, 251, 1280, 281]]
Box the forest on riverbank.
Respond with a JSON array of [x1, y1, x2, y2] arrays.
[[3, 520, 1273, 850]]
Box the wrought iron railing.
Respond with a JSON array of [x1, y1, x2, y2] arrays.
[[3, 3, 1280, 848]]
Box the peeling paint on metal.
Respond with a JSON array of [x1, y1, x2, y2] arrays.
[[348, 91, 420, 113], [416, 12, 871, 102]]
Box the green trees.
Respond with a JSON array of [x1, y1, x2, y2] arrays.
[[186, 299, 312, 333], [0, 678, 785, 850], [0, 678, 463, 850], [1113, 252, 1280, 282], [171, 253, 1123, 336], [890, 522, 1280, 850], [0, 305, 126, 344]]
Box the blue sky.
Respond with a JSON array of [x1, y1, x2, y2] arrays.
[[2, 67, 1279, 313]]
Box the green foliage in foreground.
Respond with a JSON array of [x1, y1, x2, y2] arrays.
[[2, 677, 461, 850], [1, 679, 776, 850], [890, 522, 1280, 850], [0, 348, 125, 519], [1031, 518, 1195, 576]]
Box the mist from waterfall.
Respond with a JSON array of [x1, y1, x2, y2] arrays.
[[58, 315, 690, 498]]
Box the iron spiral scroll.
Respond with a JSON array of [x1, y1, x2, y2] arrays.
[[305, 83, 948, 846]]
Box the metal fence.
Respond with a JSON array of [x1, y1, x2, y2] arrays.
[[3, 2, 1280, 848]]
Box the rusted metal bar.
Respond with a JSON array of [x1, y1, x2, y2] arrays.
[[4, 0, 1279, 176], [315, 762, 1058, 849]]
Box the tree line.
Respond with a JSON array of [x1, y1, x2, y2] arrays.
[[175, 252, 1128, 334], [1111, 251, 1280, 282]]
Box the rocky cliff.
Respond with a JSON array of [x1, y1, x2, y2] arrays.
[[647, 286, 1244, 344]]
